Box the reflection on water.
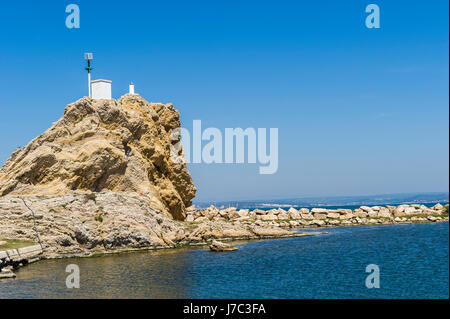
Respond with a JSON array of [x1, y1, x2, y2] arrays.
[[1, 248, 196, 298], [1, 223, 448, 299]]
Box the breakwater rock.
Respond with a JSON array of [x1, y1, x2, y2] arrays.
[[187, 203, 449, 228]]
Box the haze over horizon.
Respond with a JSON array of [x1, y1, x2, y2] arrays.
[[193, 191, 450, 205], [1, 0, 448, 202]]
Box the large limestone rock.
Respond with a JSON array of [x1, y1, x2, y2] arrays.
[[288, 207, 300, 219], [0, 95, 196, 220], [327, 212, 340, 219]]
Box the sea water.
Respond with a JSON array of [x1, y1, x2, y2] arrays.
[[0, 222, 448, 299]]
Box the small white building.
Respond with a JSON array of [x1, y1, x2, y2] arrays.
[[91, 79, 112, 100]]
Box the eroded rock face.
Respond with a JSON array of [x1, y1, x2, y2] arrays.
[[0, 192, 187, 257], [0, 95, 196, 220]]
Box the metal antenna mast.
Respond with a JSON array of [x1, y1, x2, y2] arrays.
[[84, 53, 93, 97]]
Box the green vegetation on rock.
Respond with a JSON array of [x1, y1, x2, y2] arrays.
[[0, 239, 35, 250], [442, 206, 449, 216]]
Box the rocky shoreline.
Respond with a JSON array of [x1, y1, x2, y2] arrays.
[[0, 192, 315, 276], [1, 193, 447, 279]]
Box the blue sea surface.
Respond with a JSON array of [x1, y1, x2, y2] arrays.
[[0, 222, 448, 299]]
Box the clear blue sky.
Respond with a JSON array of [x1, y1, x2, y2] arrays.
[[0, 0, 448, 202]]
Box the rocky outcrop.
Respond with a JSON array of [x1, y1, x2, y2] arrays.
[[0, 95, 196, 220]]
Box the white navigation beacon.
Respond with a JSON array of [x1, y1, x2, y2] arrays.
[[91, 79, 112, 100], [129, 82, 136, 95]]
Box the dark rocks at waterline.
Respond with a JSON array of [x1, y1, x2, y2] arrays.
[[0, 244, 43, 279]]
